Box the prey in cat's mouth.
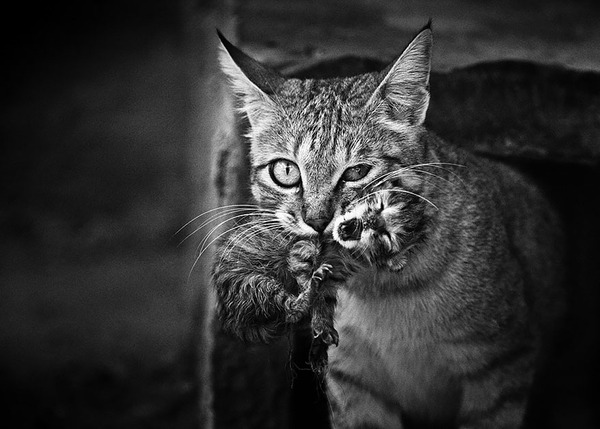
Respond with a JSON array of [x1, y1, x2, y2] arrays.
[[333, 190, 406, 258]]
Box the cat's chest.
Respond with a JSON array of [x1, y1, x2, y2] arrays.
[[331, 286, 458, 410], [338, 267, 447, 337], [334, 284, 438, 350]]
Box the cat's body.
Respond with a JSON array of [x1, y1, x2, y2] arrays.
[[326, 139, 564, 428], [213, 24, 565, 428]]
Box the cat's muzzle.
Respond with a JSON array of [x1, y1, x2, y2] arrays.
[[338, 218, 362, 241]]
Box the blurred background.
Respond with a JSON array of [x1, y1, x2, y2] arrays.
[[1, 0, 599, 428]]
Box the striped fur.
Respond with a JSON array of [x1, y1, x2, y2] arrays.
[[215, 24, 565, 428]]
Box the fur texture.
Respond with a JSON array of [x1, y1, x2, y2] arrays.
[[212, 215, 349, 372]]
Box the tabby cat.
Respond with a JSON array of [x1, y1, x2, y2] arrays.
[[213, 24, 564, 428]]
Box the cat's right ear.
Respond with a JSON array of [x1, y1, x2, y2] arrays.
[[217, 30, 283, 132]]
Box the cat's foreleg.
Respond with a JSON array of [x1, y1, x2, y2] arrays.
[[457, 341, 536, 428], [327, 370, 405, 428], [458, 388, 530, 429]]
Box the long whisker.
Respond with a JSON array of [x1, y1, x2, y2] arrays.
[[362, 162, 468, 198], [214, 219, 286, 271], [211, 210, 281, 252], [367, 170, 441, 193], [174, 204, 260, 237], [192, 215, 281, 278], [410, 162, 467, 187], [385, 189, 439, 210], [354, 187, 439, 211], [235, 220, 282, 247], [393, 168, 452, 184], [188, 221, 253, 281], [195, 212, 269, 256], [352, 190, 384, 206], [191, 207, 275, 234], [219, 218, 282, 262], [178, 208, 261, 246], [362, 169, 398, 190], [364, 162, 462, 189]]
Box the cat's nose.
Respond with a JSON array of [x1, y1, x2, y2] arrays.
[[305, 217, 330, 234]]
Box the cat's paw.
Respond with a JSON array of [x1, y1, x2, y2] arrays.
[[311, 263, 332, 285]]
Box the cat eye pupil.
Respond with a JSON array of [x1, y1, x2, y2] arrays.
[[342, 164, 371, 182], [269, 159, 301, 188]]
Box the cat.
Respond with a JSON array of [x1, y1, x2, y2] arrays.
[[214, 22, 565, 428]]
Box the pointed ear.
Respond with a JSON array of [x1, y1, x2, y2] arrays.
[[217, 30, 284, 132], [368, 24, 432, 128]]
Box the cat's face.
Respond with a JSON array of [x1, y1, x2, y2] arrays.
[[218, 26, 433, 250], [247, 76, 429, 239]]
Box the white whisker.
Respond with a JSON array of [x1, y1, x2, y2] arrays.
[[194, 216, 281, 276], [174, 204, 260, 237], [362, 161, 467, 192], [178, 207, 264, 246], [385, 189, 438, 210], [195, 212, 269, 256], [188, 221, 253, 281], [220, 218, 283, 262]]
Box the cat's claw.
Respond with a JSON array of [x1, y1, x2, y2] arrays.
[[312, 263, 333, 283], [313, 326, 339, 347]]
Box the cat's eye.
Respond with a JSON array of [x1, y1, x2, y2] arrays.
[[269, 159, 301, 188], [341, 164, 372, 182]]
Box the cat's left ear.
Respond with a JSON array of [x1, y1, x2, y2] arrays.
[[217, 30, 284, 132], [368, 23, 432, 127]]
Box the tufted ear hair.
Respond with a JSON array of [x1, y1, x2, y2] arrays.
[[368, 22, 432, 129], [217, 30, 284, 133]]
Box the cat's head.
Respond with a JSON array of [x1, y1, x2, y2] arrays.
[[218, 24, 434, 250]]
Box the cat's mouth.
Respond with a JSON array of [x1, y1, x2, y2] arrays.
[[338, 218, 363, 241], [333, 215, 367, 249]]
